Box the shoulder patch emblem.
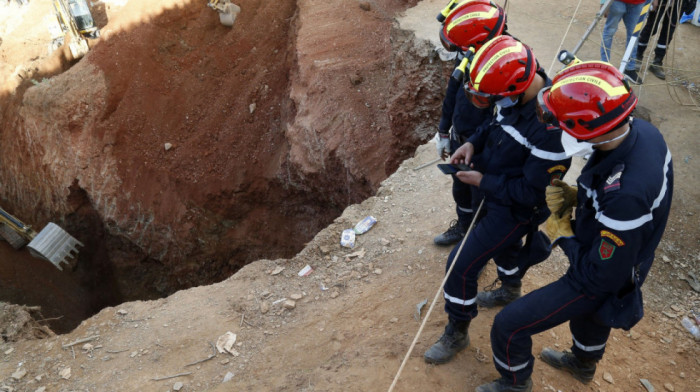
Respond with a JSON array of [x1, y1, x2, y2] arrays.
[[548, 165, 568, 174], [599, 239, 616, 260], [601, 230, 625, 246], [604, 163, 625, 193]]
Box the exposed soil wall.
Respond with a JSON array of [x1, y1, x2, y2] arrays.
[[0, 0, 444, 331]]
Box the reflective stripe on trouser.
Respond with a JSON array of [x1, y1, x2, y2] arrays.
[[442, 203, 529, 321], [490, 278, 611, 383]]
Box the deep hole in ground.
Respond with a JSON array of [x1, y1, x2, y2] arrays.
[[0, 0, 444, 334]]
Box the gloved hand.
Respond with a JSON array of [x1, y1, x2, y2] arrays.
[[545, 179, 577, 219], [544, 208, 574, 245], [434, 131, 451, 160]]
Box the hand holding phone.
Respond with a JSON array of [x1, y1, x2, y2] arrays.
[[437, 163, 472, 175]]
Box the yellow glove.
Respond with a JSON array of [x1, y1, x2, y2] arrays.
[[545, 179, 577, 219], [544, 208, 574, 245]]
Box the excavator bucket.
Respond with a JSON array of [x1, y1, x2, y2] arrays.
[[27, 223, 83, 271]]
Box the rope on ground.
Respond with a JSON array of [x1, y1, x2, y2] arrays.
[[387, 199, 485, 392], [547, 0, 584, 76]]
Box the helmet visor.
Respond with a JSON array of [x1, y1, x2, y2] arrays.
[[464, 83, 501, 109], [535, 87, 558, 127]]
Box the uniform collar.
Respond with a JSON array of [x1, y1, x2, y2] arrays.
[[579, 119, 639, 185]]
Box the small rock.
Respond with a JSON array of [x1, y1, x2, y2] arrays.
[[359, 1, 370, 11], [11, 369, 26, 380], [4, 347, 14, 355], [670, 305, 681, 312], [82, 343, 94, 351], [319, 245, 331, 255], [59, 367, 71, 380], [374, 268, 382, 275], [260, 301, 270, 314], [663, 383, 674, 391], [290, 293, 303, 300], [380, 238, 390, 246], [271, 266, 285, 275], [223, 371, 235, 382], [662, 255, 670, 262], [330, 290, 339, 299], [164, 142, 173, 151], [35, 387, 46, 392], [603, 372, 614, 384], [629, 330, 641, 340], [117, 309, 128, 315], [173, 381, 184, 391], [283, 300, 296, 309], [249, 103, 256, 114], [679, 372, 685, 378], [389, 317, 398, 323], [130, 351, 138, 358], [640, 378, 655, 392]]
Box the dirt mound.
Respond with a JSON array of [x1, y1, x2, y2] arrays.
[[0, 303, 54, 342]]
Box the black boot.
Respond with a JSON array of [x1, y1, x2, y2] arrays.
[[649, 58, 666, 80], [433, 220, 466, 246], [540, 347, 597, 383], [424, 318, 469, 364], [476, 279, 521, 308], [475, 377, 532, 392]]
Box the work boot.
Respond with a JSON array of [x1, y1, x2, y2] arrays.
[[649, 59, 666, 80], [476, 279, 521, 308], [540, 347, 597, 383], [623, 69, 643, 85], [475, 377, 533, 392], [433, 220, 466, 246], [424, 318, 469, 364]]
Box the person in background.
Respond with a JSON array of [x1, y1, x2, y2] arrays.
[[636, 0, 680, 80], [600, 0, 647, 84], [476, 61, 673, 392]]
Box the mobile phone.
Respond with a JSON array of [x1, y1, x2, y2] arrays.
[[437, 163, 471, 175]]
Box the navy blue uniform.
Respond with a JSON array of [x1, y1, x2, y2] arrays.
[[489, 119, 673, 384], [442, 70, 571, 322], [439, 56, 493, 228]]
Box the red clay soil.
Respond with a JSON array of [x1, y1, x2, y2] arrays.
[[0, 0, 443, 331]]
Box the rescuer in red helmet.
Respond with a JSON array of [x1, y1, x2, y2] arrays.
[[433, 0, 506, 246], [424, 35, 572, 368], [478, 61, 673, 392]]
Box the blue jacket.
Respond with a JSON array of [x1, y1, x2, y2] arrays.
[[439, 56, 493, 138], [468, 71, 571, 216], [560, 118, 673, 298]]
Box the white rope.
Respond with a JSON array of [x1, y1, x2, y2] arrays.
[[547, 0, 585, 76], [387, 199, 485, 392]]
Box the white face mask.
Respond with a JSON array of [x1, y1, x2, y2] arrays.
[[560, 127, 631, 157], [495, 96, 518, 109], [561, 132, 594, 157]]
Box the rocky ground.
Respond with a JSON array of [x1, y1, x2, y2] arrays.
[[0, 0, 699, 392]]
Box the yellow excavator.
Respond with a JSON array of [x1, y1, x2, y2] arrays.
[[208, 0, 241, 27], [49, 0, 100, 59], [0, 207, 83, 271]]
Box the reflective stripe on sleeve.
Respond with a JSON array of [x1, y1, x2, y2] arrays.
[[581, 148, 672, 231], [496, 110, 569, 162]]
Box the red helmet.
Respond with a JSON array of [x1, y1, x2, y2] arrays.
[[536, 61, 638, 140], [440, 0, 506, 52], [465, 35, 536, 107]]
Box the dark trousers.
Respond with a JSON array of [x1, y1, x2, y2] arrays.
[[490, 277, 611, 383], [442, 203, 549, 322], [638, 0, 679, 62]]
